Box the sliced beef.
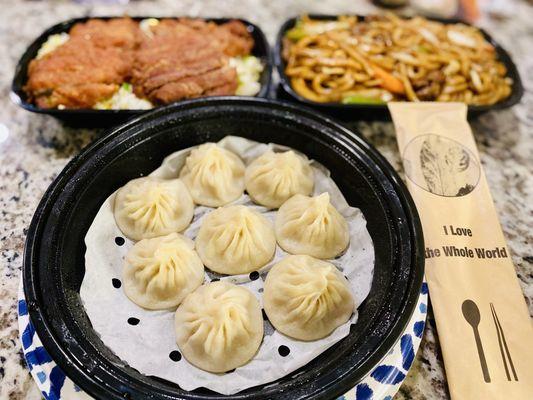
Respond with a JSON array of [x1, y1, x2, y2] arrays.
[[412, 70, 446, 101]]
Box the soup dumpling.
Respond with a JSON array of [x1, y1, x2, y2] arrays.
[[174, 281, 263, 372], [179, 143, 245, 207], [196, 205, 276, 275], [275, 192, 349, 259], [114, 176, 194, 241], [263, 255, 354, 340], [245, 150, 314, 208], [123, 233, 204, 310]]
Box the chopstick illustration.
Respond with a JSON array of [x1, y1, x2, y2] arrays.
[[490, 302, 518, 381]]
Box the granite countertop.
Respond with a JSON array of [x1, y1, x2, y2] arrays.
[[0, 0, 531, 399]]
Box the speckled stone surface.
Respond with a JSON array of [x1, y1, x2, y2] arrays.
[[0, 1, 531, 399]]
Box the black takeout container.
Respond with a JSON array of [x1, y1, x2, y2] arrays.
[[23, 97, 424, 399], [11, 17, 273, 127], [275, 15, 524, 120]]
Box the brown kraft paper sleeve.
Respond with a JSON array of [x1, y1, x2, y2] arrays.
[[388, 102, 532, 399]]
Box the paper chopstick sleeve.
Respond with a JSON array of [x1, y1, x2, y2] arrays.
[[389, 102, 532, 399]]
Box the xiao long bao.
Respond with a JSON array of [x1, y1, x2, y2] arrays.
[[263, 255, 354, 341], [275, 192, 350, 259], [123, 233, 204, 310], [245, 150, 314, 208], [179, 143, 245, 207], [174, 281, 263, 373], [195, 205, 276, 275], [114, 176, 194, 241], [81, 136, 376, 394]]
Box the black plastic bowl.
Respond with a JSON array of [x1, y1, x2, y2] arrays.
[[11, 17, 272, 127], [275, 15, 524, 120], [23, 97, 424, 399]]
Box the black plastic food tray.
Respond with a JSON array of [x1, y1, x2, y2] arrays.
[[23, 97, 424, 399], [11, 16, 273, 127], [275, 15, 524, 120]]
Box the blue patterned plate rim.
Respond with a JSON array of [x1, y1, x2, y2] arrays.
[[18, 277, 428, 400]]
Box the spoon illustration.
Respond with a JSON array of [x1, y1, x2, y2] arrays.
[[462, 299, 491, 382]]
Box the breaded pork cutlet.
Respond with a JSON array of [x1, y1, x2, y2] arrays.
[[178, 19, 254, 57], [69, 17, 140, 50], [25, 18, 139, 108]]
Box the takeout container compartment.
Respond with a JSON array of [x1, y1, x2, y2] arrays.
[[23, 97, 424, 399], [274, 15, 524, 121], [11, 17, 273, 128]]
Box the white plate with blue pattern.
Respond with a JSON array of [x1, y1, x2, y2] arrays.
[[18, 278, 427, 400]]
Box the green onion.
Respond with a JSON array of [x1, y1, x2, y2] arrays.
[[341, 95, 386, 105], [286, 27, 307, 41]]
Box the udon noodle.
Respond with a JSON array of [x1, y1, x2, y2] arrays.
[[283, 14, 512, 105]]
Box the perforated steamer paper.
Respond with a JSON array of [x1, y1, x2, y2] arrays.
[[80, 136, 375, 395], [389, 103, 533, 400]]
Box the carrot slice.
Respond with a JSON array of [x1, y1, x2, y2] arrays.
[[372, 65, 405, 95]]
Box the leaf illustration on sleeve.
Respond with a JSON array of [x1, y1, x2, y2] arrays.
[[413, 135, 478, 197], [420, 136, 444, 194], [445, 146, 470, 174], [421, 135, 477, 196]]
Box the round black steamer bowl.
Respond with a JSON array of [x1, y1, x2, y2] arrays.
[[23, 97, 424, 399]]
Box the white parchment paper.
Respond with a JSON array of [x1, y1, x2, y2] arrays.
[[81, 136, 375, 395]]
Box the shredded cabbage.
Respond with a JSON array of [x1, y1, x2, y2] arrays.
[[36, 33, 70, 59], [230, 56, 263, 96], [140, 18, 159, 37], [94, 83, 153, 110]]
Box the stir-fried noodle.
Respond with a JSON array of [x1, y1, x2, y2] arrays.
[[283, 14, 512, 105]]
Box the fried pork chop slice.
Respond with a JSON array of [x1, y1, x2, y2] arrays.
[[177, 19, 254, 57], [139, 56, 226, 96], [212, 20, 254, 57], [35, 83, 119, 109], [69, 17, 141, 50], [26, 42, 131, 108], [149, 65, 238, 103], [133, 19, 250, 103]]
